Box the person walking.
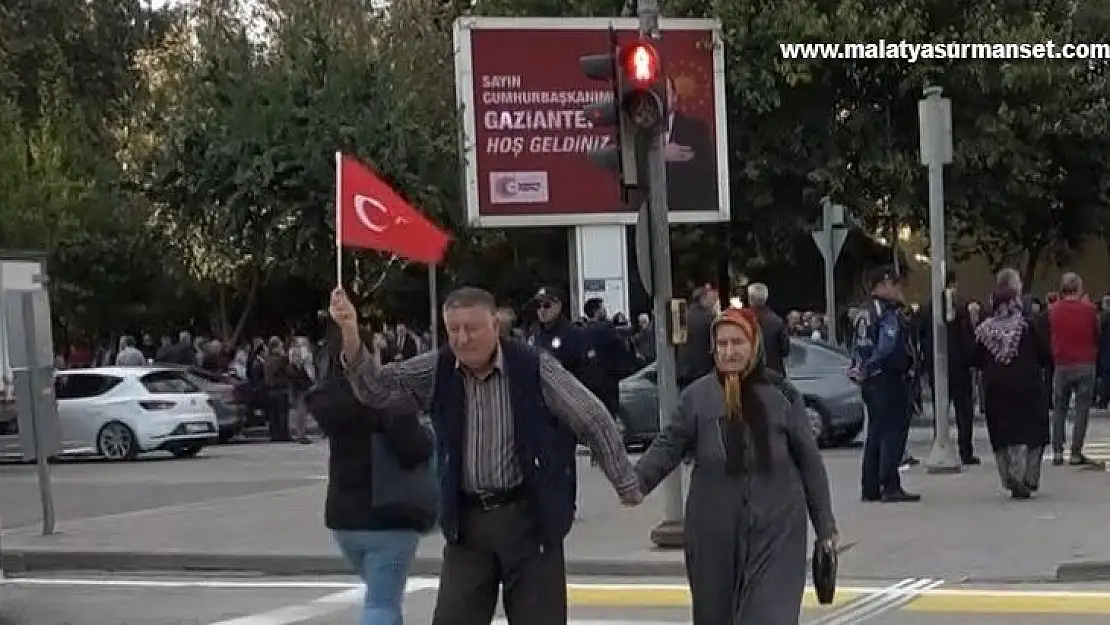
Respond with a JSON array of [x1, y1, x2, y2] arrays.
[[329, 286, 640, 625], [973, 269, 1051, 499], [308, 324, 435, 625], [634, 306, 837, 625]]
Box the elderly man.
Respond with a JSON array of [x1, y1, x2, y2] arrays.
[[330, 286, 640, 625], [747, 282, 790, 374]]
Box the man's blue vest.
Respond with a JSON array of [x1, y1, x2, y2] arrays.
[[429, 340, 578, 546]]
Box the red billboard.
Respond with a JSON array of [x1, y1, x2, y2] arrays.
[[453, 17, 729, 228]]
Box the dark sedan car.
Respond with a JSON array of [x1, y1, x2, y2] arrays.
[[617, 337, 865, 450]]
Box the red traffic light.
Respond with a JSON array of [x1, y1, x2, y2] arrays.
[[622, 42, 660, 87]]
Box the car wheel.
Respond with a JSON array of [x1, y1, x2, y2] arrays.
[[97, 421, 139, 461], [805, 404, 830, 448], [170, 444, 203, 459]]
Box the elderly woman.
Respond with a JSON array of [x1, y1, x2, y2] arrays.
[[973, 269, 1051, 499], [634, 307, 838, 625]]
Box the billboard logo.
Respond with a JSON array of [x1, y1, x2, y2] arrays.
[[489, 171, 549, 204]]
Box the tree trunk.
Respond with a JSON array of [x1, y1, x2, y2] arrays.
[[1021, 244, 1045, 288], [229, 268, 261, 345]]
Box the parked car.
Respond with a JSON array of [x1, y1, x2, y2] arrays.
[[617, 337, 865, 450], [47, 366, 218, 460], [177, 366, 247, 442]]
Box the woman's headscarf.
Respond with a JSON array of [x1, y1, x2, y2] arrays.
[[975, 286, 1026, 365], [711, 306, 772, 473], [711, 307, 764, 421]]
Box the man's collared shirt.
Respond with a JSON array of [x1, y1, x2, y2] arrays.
[[342, 341, 636, 496]]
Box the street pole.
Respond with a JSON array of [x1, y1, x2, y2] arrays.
[[428, 264, 439, 350], [919, 85, 962, 474], [637, 0, 684, 547], [823, 224, 838, 346], [812, 198, 847, 346]]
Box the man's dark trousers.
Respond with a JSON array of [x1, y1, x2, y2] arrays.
[[861, 373, 911, 498], [949, 370, 976, 461]]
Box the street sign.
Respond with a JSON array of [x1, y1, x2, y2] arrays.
[[811, 227, 848, 263], [453, 17, 729, 227]]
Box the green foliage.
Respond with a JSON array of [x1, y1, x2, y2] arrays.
[[7, 0, 1110, 336]]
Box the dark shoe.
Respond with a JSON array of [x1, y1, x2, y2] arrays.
[[1069, 453, 1091, 466], [299, 437, 312, 444], [1052, 454, 1065, 466], [1010, 486, 1031, 499], [882, 490, 922, 503], [962, 456, 981, 466], [861, 494, 882, 502], [901, 456, 920, 468]]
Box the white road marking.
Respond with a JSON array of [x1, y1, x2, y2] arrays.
[[807, 578, 919, 625], [201, 578, 438, 625], [814, 578, 943, 625], [1, 576, 440, 592], [206, 588, 363, 625]]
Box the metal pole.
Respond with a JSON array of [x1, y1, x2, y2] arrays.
[[20, 294, 55, 534], [428, 264, 439, 350], [639, 0, 683, 546], [823, 226, 837, 346], [921, 86, 961, 473]]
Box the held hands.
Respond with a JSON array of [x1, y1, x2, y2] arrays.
[[620, 485, 644, 507]]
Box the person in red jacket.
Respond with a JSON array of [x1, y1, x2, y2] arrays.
[[1047, 273, 1100, 466]]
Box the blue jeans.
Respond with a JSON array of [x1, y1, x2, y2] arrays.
[[332, 529, 420, 625]]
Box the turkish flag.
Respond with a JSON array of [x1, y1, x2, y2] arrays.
[[336, 153, 450, 264]]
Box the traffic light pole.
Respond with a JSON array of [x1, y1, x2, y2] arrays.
[[638, 0, 685, 549]]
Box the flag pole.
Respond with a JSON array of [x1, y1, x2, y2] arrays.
[[334, 151, 343, 285], [428, 263, 439, 350]]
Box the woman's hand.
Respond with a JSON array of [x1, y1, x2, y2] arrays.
[[822, 533, 839, 551]]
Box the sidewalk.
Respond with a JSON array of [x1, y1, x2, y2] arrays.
[[3, 431, 1110, 582]]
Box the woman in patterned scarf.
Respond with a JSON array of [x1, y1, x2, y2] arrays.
[[634, 306, 837, 624], [974, 268, 1052, 499]]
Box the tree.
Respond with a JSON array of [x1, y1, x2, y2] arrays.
[[146, 0, 466, 338]]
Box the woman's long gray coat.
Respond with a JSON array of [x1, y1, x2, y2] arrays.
[[635, 374, 838, 625]]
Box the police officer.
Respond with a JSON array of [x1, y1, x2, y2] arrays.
[[852, 266, 921, 503], [527, 286, 590, 380], [580, 298, 637, 417]]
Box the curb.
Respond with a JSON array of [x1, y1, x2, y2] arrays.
[[0, 549, 689, 578], [1056, 560, 1110, 583]]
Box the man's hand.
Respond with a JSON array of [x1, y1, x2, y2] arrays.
[[664, 142, 695, 163], [329, 287, 358, 331]]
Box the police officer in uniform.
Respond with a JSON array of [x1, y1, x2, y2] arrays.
[[528, 286, 590, 381], [852, 267, 921, 503]]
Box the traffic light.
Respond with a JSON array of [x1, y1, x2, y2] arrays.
[[618, 40, 665, 132], [579, 34, 667, 187]]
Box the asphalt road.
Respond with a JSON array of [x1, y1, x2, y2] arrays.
[[0, 439, 326, 530], [3, 574, 1110, 625]]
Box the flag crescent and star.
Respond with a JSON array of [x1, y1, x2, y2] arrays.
[[337, 154, 450, 264]]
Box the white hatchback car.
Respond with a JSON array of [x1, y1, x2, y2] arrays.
[[52, 366, 219, 460]]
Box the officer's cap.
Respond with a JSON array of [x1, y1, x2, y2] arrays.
[[865, 265, 902, 291], [533, 286, 564, 303]]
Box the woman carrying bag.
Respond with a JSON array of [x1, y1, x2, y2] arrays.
[[306, 323, 437, 625]]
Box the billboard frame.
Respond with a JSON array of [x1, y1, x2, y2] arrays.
[[454, 16, 730, 228]]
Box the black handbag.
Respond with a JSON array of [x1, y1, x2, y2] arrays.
[[812, 539, 838, 605]]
